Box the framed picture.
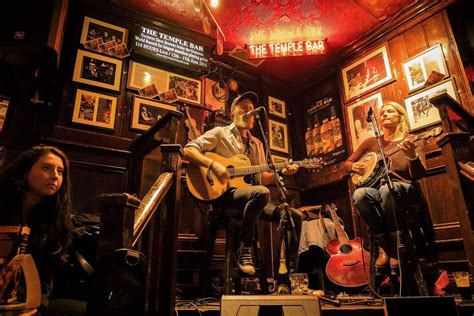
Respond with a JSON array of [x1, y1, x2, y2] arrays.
[[127, 61, 168, 92], [268, 96, 286, 119], [402, 44, 449, 92], [0, 96, 10, 134], [404, 78, 458, 131], [269, 119, 289, 154], [72, 89, 117, 130], [131, 96, 176, 131], [72, 50, 123, 91], [341, 44, 393, 102], [168, 73, 202, 105], [271, 154, 289, 164], [346, 92, 383, 151], [80, 16, 128, 46], [204, 78, 226, 110]]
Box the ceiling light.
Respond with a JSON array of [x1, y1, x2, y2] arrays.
[[193, 0, 201, 12], [210, 0, 219, 8]]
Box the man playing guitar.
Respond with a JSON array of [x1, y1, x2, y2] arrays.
[[343, 101, 428, 272], [183, 92, 302, 275]]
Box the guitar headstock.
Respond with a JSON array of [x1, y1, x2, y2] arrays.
[[420, 126, 443, 140], [300, 157, 325, 170], [325, 203, 337, 213]]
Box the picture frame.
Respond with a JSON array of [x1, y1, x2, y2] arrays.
[[168, 73, 202, 105], [268, 119, 289, 154], [402, 44, 449, 93], [346, 92, 383, 151], [271, 154, 289, 164], [72, 50, 123, 91], [80, 16, 128, 46], [131, 95, 176, 131], [268, 96, 287, 119], [72, 88, 117, 130], [127, 61, 168, 92], [404, 78, 458, 131], [0, 96, 11, 134], [341, 44, 393, 102]]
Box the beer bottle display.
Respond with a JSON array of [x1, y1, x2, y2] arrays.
[[312, 113, 322, 156], [330, 106, 343, 148], [320, 114, 335, 154], [305, 116, 314, 157], [276, 242, 291, 294]]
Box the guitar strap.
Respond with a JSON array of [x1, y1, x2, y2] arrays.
[[318, 209, 328, 235]]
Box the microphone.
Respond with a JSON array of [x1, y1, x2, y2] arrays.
[[366, 106, 374, 123], [244, 106, 265, 117]]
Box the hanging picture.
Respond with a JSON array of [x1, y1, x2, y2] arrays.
[[341, 44, 393, 102], [404, 78, 458, 131], [72, 89, 117, 130], [271, 154, 289, 164], [73, 50, 123, 91], [346, 92, 384, 151], [0, 96, 10, 134], [80, 16, 128, 46], [168, 74, 202, 105], [131, 96, 176, 131], [127, 61, 168, 92], [269, 119, 289, 154], [268, 96, 287, 119], [204, 78, 227, 110], [402, 44, 449, 93]]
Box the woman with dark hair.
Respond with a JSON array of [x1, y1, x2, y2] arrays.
[[0, 145, 73, 309]]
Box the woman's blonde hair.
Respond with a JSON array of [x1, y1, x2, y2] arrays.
[[381, 101, 410, 134]]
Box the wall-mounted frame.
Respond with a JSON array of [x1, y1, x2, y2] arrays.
[[271, 154, 289, 164], [127, 61, 168, 92], [72, 88, 117, 130], [402, 44, 448, 93], [204, 78, 226, 110], [80, 16, 128, 45], [73, 50, 123, 91], [404, 78, 458, 131], [131, 95, 176, 131], [269, 119, 289, 154], [0, 96, 10, 134], [341, 44, 393, 102], [346, 92, 383, 151], [168, 73, 202, 105], [268, 96, 287, 119]]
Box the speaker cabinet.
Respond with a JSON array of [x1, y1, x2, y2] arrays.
[[220, 295, 321, 316], [384, 296, 457, 316]]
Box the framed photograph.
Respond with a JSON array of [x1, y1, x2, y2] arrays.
[[159, 89, 178, 103], [346, 92, 383, 151], [204, 78, 226, 110], [108, 43, 130, 58], [72, 50, 123, 91], [0, 96, 10, 134], [138, 83, 159, 99], [269, 119, 289, 154], [131, 96, 176, 131], [402, 44, 449, 92], [80, 16, 128, 45], [271, 154, 289, 164], [341, 44, 393, 102], [168, 73, 202, 105], [127, 61, 168, 93], [404, 78, 458, 131], [72, 89, 117, 130], [268, 96, 286, 119]]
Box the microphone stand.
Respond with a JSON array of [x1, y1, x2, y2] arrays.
[[254, 109, 298, 266], [366, 108, 404, 296]]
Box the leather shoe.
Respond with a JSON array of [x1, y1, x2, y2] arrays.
[[375, 247, 389, 267], [389, 257, 399, 269]]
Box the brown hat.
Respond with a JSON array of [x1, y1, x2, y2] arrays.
[[230, 91, 259, 112]]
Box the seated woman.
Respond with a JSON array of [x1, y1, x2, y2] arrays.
[[343, 101, 428, 272], [0, 145, 73, 312]]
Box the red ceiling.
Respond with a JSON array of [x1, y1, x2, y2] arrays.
[[115, 0, 415, 84]]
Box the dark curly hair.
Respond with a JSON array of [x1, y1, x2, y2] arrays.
[[0, 145, 72, 257]]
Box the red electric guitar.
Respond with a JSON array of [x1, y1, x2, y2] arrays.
[[325, 204, 370, 288]]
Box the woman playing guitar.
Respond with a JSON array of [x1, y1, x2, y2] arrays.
[[343, 101, 428, 273]]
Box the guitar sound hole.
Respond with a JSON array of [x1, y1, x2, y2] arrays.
[[243, 174, 253, 184], [340, 244, 352, 254]]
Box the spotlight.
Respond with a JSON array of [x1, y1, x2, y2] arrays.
[[210, 0, 219, 8]]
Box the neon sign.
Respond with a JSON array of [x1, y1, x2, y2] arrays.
[[246, 40, 326, 59]]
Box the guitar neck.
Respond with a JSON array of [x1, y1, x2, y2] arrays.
[[231, 161, 303, 177], [384, 136, 422, 157], [328, 207, 348, 244]]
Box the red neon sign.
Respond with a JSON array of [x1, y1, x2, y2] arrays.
[[246, 40, 326, 59]]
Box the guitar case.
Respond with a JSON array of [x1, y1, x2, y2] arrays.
[[86, 248, 147, 316]]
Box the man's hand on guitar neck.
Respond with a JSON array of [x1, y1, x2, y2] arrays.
[[280, 159, 299, 176]]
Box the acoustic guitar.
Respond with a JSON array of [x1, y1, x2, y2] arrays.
[[181, 104, 201, 141], [351, 127, 442, 188], [325, 204, 370, 288], [186, 152, 322, 202]]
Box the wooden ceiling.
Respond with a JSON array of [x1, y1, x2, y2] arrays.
[[115, 0, 417, 85]]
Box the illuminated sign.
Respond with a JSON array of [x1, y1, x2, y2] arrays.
[[132, 25, 210, 71], [246, 40, 326, 59]]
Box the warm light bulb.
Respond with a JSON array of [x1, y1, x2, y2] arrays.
[[210, 0, 218, 8], [193, 0, 201, 12], [143, 72, 151, 84]]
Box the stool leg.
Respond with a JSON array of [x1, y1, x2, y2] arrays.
[[253, 228, 269, 294], [224, 223, 235, 295]]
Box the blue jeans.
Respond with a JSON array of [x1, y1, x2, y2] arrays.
[[352, 181, 423, 236]]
